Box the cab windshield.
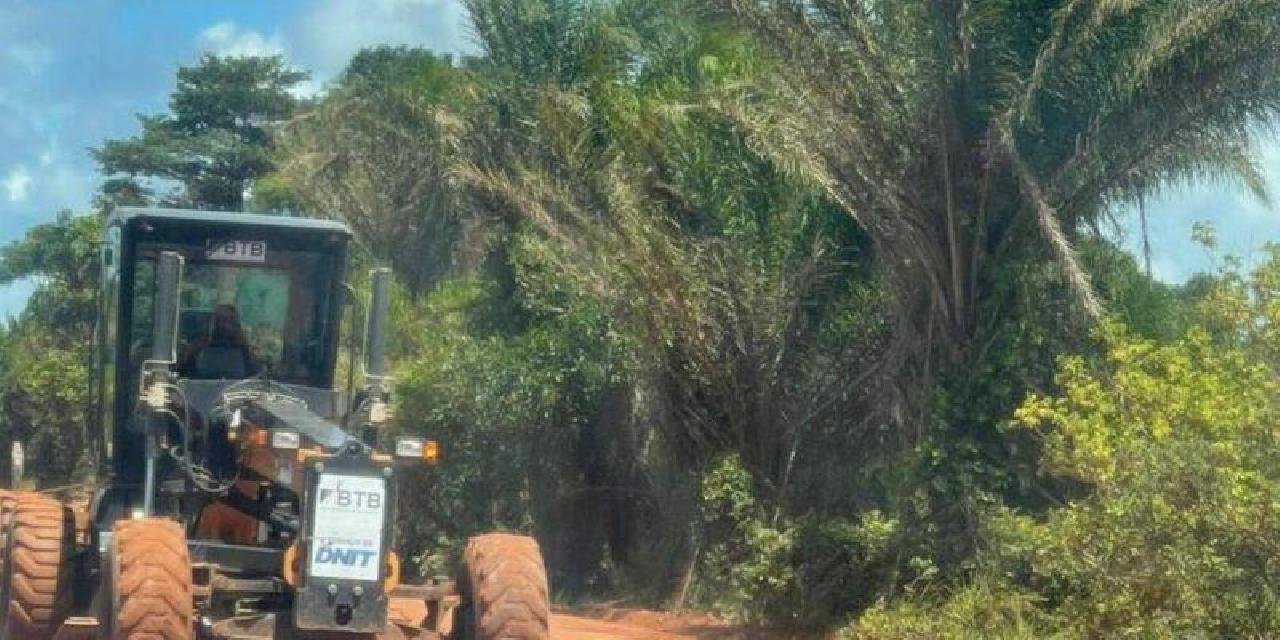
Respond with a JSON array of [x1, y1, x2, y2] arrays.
[[130, 242, 336, 386]]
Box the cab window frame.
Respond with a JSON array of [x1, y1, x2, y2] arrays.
[[127, 242, 336, 387]]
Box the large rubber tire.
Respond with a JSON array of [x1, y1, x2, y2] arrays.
[[457, 533, 550, 640], [0, 493, 72, 640], [0, 491, 16, 589], [109, 518, 193, 640]]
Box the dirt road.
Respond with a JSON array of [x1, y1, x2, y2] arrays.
[[552, 609, 793, 640], [555, 614, 712, 639], [393, 599, 791, 639]]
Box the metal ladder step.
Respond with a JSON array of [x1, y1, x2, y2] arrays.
[[53, 617, 100, 640]]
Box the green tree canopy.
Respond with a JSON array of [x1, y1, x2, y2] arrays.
[[0, 212, 102, 486], [94, 54, 308, 210]]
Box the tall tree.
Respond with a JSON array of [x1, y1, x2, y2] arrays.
[[0, 213, 102, 485], [277, 48, 473, 294], [696, 1, 1280, 486], [456, 0, 892, 528], [94, 55, 308, 211], [707, 0, 1280, 388]]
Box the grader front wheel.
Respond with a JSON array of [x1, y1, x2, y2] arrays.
[[0, 491, 16, 587], [109, 518, 193, 640], [457, 533, 551, 640], [0, 493, 73, 640]]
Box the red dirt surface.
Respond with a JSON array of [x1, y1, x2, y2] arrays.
[[552, 608, 812, 640], [392, 600, 807, 639]]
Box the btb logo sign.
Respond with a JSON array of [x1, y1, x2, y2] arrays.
[[310, 475, 386, 580], [318, 487, 382, 510]]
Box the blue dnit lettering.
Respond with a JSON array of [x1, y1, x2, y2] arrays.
[[315, 547, 378, 567]]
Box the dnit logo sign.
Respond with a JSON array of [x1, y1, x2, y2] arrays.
[[314, 545, 377, 569]]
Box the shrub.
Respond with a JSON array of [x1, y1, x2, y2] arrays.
[[845, 578, 1055, 640], [696, 454, 908, 628], [694, 453, 798, 621], [1007, 320, 1280, 636], [846, 316, 1280, 637]]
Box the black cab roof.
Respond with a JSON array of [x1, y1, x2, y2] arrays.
[[107, 207, 352, 236]]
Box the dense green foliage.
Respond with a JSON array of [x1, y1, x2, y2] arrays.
[[2, 0, 1278, 635], [851, 250, 1280, 637], [0, 213, 101, 486]]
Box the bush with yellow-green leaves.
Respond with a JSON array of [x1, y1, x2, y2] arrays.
[[849, 249, 1280, 638]]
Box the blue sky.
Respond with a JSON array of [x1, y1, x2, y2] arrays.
[[0, 0, 1276, 318], [1115, 142, 1280, 282], [0, 0, 473, 317]]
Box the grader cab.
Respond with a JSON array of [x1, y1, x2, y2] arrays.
[[0, 208, 550, 639]]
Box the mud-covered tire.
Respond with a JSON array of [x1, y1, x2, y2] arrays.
[[0, 491, 16, 588], [0, 493, 73, 640], [109, 518, 192, 640], [457, 533, 550, 640]]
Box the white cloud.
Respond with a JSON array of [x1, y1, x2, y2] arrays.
[[3, 166, 31, 202], [292, 0, 473, 80], [197, 21, 285, 58], [187, 2, 474, 100], [191, 1, 474, 100], [287, 77, 326, 100]]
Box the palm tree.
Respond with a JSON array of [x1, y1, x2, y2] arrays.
[[277, 48, 473, 294], [458, 0, 901, 507], [709, 0, 1280, 424]]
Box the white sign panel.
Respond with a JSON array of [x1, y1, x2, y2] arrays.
[[206, 240, 267, 263], [309, 474, 386, 581]]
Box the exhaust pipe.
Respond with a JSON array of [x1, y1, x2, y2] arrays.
[[151, 251, 184, 364], [144, 251, 184, 515], [360, 269, 392, 440], [10, 441, 23, 489], [363, 268, 391, 383]]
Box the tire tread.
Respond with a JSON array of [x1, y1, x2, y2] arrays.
[[3, 493, 71, 640], [111, 518, 192, 640], [463, 533, 550, 640]]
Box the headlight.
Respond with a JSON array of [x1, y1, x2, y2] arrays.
[[271, 429, 302, 450], [394, 437, 422, 458], [394, 436, 440, 464]]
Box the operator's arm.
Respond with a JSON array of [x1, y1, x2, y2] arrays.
[[177, 338, 207, 377]]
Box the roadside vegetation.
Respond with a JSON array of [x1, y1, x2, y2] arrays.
[[2, 1, 1279, 636]]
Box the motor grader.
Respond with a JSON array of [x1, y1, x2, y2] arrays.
[[0, 207, 550, 639]]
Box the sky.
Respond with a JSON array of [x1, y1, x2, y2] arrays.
[[0, 0, 473, 316], [1115, 142, 1280, 283], [0, 0, 1276, 318]]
